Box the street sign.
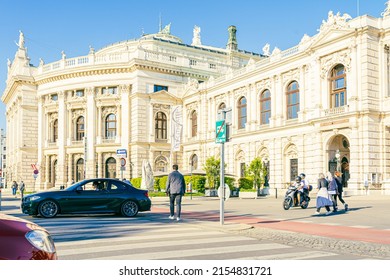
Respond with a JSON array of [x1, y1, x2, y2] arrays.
[[215, 120, 226, 143], [120, 158, 126, 167], [116, 149, 127, 157], [218, 184, 231, 201]]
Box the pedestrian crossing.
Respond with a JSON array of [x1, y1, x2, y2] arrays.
[[32, 216, 363, 260]]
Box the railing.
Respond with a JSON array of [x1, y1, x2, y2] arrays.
[[323, 105, 349, 116]]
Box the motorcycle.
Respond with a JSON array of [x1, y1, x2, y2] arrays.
[[283, 185, 311, 210]]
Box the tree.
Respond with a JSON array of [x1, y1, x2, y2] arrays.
[[203, 156, 220, 189], [246, 157, 267, 190]]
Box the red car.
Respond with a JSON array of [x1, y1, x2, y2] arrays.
[[0, 213, 57, 260]]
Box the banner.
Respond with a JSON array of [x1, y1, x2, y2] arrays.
[[171, 105, 183, 152]]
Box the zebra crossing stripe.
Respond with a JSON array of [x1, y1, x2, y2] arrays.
[[236, 250, 338, 260], [88, 243, 291, 260]]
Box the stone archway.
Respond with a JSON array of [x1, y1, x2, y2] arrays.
[[327, 134, 350, 187]]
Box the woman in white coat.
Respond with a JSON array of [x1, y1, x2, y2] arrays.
[[315, 173, 333, 215]]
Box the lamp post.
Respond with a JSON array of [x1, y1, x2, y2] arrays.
[[335, 149, 341, 172], [189, 158, 193, 200]]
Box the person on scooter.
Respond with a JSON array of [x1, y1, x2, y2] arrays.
[[297, 173, 309, 206], [293, 176, 304, 206]]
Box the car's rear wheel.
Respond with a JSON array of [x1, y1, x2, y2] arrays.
[[38, 200, 59, 218], [121, 200, 139, 217]]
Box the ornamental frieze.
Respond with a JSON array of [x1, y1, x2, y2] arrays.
[[101, 106, 117, 117], [282, 69, 299, 83], [234, 86, 247, 100]]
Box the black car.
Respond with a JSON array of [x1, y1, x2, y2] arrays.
[[21, 178, 151, 218]]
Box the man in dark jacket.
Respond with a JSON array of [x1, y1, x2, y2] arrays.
[[166, 164, 186, 221]]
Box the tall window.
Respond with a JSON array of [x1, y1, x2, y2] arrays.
[[237, 97, 247, 129], [286, 81, 299, 119], [191, 110, 197, 137], [155, 112, 167, 140], [105, 114, 117, 139], [330, 64, 347, 108], [76, 116, 85, 140], [53, 119, 58, 142], [260, 90, 271, 125]]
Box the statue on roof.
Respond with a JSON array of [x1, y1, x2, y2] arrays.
[[262, 43, 270, 56], [318, 11, 351, 32], [192, 25, 202, 45], [160, 23, 171, 34], [16, 30, 25, 49], [382, 1, 390, 17]]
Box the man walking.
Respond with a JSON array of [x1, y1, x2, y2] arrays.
[[166, 164, 186, 221], [19, 180, 25, 199]]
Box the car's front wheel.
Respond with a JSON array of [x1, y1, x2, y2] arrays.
[[121, 200, 139, 217], [38, 200, 59, 218]]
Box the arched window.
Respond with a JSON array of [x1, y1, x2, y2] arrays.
[[191, 110, 197, 137], [105, 157, 116, 178], [53, 119, 58, 142], [286, 81, 299, 119], [330, 64, 347, 108], [155, 156, 168, 172], [76, 158, 84, 182], [76, 116, 85, 140], [105, 114, 116, 139], [155, 112, 167, 140], [237, 96, 247, 129], [190, 154, 198, 170], [260, 90, 271, 125]]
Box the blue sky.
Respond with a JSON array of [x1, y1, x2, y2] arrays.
[[0, 0, 387, 131]]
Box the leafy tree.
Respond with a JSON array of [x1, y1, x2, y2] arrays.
[[246, 157, 267, 190], [203, 156, 220, 189]]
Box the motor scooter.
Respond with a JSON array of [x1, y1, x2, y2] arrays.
[[283, 185, 311, 210]]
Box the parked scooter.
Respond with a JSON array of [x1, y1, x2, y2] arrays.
[[283, 184, 311, 210]]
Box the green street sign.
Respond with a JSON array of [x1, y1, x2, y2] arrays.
[[216, 120, 226, 143]]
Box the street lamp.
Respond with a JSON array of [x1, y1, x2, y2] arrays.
[[335, 149, 341, 172]]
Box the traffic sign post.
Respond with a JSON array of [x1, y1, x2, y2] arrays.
[[120, 158, 126, 180], [216, 108, 231, 226]]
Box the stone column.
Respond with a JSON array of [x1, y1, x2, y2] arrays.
[[36, 96, 44, 190], [57, 91, 66, 187], [85, 87, 96, 178], [120, 84, 130, 179]]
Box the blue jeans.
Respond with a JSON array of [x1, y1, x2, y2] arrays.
[[12, 188, 17, 195], [169, 194, 183, 218]]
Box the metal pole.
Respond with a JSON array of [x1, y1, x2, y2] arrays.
[[220, 142, 225, 225]]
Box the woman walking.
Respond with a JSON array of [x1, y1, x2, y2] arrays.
[[314, 173, 333, 215], [334, 171, 348, 211]]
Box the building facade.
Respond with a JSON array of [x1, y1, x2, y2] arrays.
[[3, 4, 390, 194]]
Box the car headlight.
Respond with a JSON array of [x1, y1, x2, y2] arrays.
[[29, 195, 41, 201], [25, 230, 56, 253]]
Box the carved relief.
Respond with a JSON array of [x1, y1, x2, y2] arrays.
[[102, 106, 117, 118], [72, 109, 85, 120], [255, 79, 271, 92], [320, 50, 351, 78], [282, 69, 300, 84], [284, 143, 298, 158], [234, 87, 247, 100]]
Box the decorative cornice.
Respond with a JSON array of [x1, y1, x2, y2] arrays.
[[35, 63, 209, 86]]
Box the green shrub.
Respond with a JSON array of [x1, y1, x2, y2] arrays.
[[154, 177, 161, 191], [225, 176, 236, 191], [184, 175, 206, 193], [157, 176, 168, 191], [130, 177, 142, 188], [238, 177, 253, 190]]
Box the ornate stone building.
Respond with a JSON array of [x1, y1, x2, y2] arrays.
[[3, 4, 390, 194]]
